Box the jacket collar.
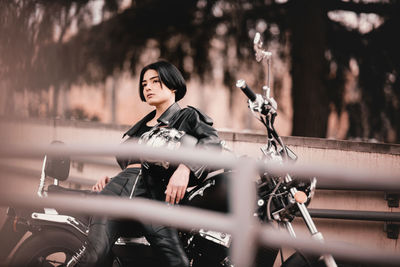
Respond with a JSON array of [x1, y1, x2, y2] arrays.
[[157, 102, 181, 125], [123, 102, 181, 138]]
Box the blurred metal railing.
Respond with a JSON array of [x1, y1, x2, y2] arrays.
[[2, 162, 399, 223], [0, 142, 400, 266]]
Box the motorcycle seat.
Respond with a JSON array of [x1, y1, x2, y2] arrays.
[[47, 184, 94, 196]]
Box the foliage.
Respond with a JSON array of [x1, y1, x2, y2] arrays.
[[1, 0, 399, 142]]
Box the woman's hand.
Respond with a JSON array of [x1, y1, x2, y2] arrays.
[[92, 176, 110, 192], [165, 164, 190, 204]]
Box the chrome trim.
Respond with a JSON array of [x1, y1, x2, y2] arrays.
[[309, 177, 317, 200], [188, 180, 215, 201], [37, 155, 47, 198], [129, 169, 142, 199], [115, 236, 150, 246], [44, 208, 58, 215], [31, 213, 88, 235], [199, 229, 232, 248]]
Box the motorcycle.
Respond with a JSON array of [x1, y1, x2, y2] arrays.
[[0, 32, 341, 267]]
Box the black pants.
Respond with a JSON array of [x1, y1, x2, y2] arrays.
[[77, 168, 189, 267]]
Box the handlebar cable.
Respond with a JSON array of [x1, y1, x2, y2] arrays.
[[267, 179, 282, 222], [269, 113, 288, 160]]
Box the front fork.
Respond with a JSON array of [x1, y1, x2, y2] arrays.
[[285, 175, 337, 267]]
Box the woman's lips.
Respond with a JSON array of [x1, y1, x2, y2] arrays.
[[146, 93, 155, 98]]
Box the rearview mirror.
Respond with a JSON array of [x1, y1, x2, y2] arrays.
[[44, 140, 70, 181]]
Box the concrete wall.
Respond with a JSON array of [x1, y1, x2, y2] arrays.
[[219, 131, 400, 262], [1, 117, 399, 261]]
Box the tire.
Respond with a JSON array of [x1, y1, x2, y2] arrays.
[[9, 230, 84, 267]]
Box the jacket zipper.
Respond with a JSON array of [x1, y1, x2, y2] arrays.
[[129, 169, 142, 199]]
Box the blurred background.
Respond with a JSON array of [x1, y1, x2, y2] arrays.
[[1, 0, 399, 143], [1, 2, 400, 265]]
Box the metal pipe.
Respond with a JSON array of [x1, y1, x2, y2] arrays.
[[230, 157, 259, 266], [5, 162, 398, 223], [2, 161, 398, 193], [1, 190, 400, 266], [1, 142, 399, 190], [315, 182, 399, 191], [0, 190, 235, 235], [1, 142, 400, 265], [307, 209, 400, 222]]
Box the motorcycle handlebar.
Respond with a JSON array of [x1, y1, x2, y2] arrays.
[[236, 79, 257, 102]]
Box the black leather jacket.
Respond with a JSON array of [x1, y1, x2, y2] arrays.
[[117, 103, 222, 199]]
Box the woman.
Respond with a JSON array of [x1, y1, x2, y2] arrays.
[[67, 60, 221, 267]]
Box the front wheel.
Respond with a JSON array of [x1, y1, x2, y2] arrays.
[[9, 230, 84, 267]]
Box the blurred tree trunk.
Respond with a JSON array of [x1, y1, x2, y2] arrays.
[[60, 84, 69, 119], [290, 0, 329, 137], [52, 85, 59, 118], [110, 73, 118, 124]]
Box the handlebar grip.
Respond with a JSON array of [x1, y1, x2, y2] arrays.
[[236, 79, 257, 102]]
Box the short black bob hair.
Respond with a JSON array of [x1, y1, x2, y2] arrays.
[[139, 60, 187, 102]]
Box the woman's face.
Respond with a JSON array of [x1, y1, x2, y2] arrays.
[[141, 69, 175, 107]]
